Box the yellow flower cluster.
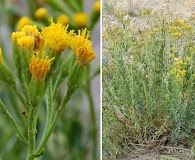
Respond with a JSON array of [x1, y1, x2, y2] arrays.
[[141, 8, 151, 16], [12, 25, 44, 51], [11, 18, 96, 81], [169, 57, 190, 84], [168, 19, 193, 38]]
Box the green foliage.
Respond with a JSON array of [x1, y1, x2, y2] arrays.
[[103, 5, 195, 158]]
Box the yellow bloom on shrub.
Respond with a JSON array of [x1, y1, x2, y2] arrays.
[[172, 32, 182, 38], [169, 54, 175, 59], [141, 8, 151, 16], [16, 17, 32, 30], [93, 1, 100, 13], [73, 13, 88, 28], [153, 28, 159, 33], [17, 36, 34, 51], [29, 52, 54, 81], [35, 7, 48, 19], [177, 77, 183, 84], [184, 56, 190, 61], [42, 19, 74, 53], [57, 14, 69, 25]]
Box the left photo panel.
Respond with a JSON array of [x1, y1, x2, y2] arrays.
[[0, 0, 100, 159]]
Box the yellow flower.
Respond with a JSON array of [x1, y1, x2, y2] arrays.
[[177, 77, 183, 84], [172, 32, 182, 38], [35, 7, 48, 19], [17, 36, 34, 51], [70, 28, 90, 51], [16, 17, 32, 30], [174, 20, 185, 26], [93, 1, 100, 13], [153, 28, 159, 33], [42, 19, 74, 53], [73, 13, 88, 28], [21, 25, 39, 38], [57, 14, 69, 25], [0, 48, 2, 63], [21, 25, 45, 51], [171, 47, 177, 52], [181, 70, 186, 76], [184, 56, 190, 61], [29, 52, 54, 81], [76, 46, 96, 65], [11, 31, 26, 42], [169, 54, 175, 59], [141, 8, 151, 16], [71, 28, 96, 65]]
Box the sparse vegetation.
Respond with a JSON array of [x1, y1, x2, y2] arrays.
[[103, 0, 195, 159]]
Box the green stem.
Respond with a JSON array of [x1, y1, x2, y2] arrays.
[[27, 107, 37, 160], [42, 81, 54, 139], [34, 90, 72, 155], [85, 65, 98, 160], [0, 100, 28, 145]]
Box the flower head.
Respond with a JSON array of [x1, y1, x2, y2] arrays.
[[42, 19, 74, 53], [70, 28, 91, 52], [76, 46, 96, 65], [70, 28, 96, 65], [16, 17, 32, 30], [21, 25, 39, 38], [29, 51, 55, 81], [73, 13, 88, 28], [17, 36, 34, 51], [93, 1, 100, 13], [12, 31, 26, 42], [35, 7, 48, 19], [57, 14, 69, 25]]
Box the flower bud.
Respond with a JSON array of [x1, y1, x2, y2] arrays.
[[67, 61, 85, 94]]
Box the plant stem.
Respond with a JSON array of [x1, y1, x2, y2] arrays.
[[85, 65, 98, 160], [42, 81, 54, 140], [27, 107, 37, 160], [0, 100, 28, 145], [34, 90, 72, 155]]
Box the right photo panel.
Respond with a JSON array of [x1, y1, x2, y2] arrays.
[[102, 0, 195, 159]]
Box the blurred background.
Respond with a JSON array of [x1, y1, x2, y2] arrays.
[[0, 0, 100, 159]]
